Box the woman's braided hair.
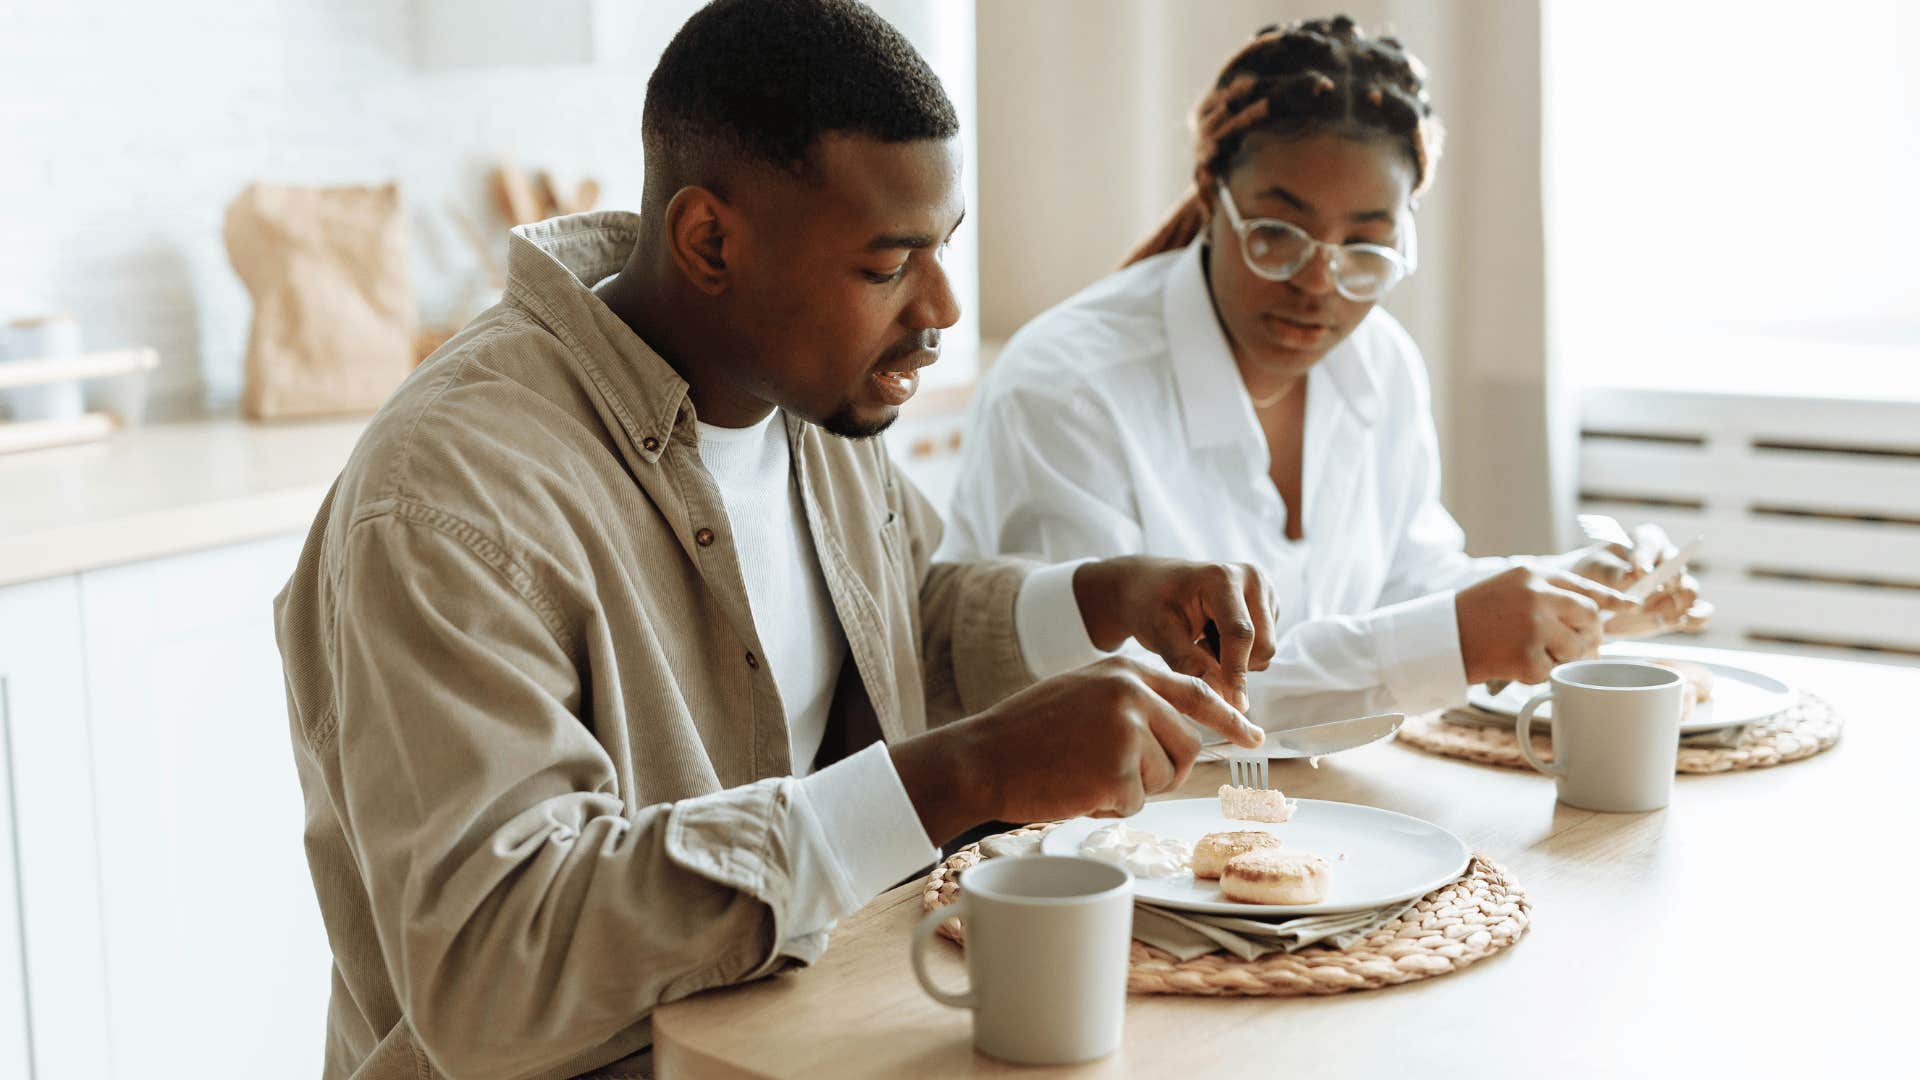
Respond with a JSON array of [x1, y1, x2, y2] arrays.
[[1122, 15, 1443, 267]]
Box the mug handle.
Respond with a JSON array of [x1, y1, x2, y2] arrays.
[[1514, 690, 1565, 778], [910, 904, 976, 1009]]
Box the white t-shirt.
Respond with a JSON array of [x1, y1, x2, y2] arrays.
[[695, 413, 847, 775], [696, 411, 1108, 939], [942, 237, 1514, 729], [698, 412, 930, 937]]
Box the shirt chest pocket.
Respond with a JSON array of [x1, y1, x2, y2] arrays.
[[828, 496, 910, 606], [874, 507, 921, 616], [876, 507, 906, 560]]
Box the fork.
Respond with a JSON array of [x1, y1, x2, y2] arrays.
[[1226, 749, 1269, 790]]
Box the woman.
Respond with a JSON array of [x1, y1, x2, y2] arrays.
[[943, 16, 1705, 728]]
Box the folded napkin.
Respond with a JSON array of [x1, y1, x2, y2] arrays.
[[1438, 704, 1540, 734], [1679, 723, 1750, 748], [1130, 896, 1419, 961], [976, 830, 1430, 962], [1442, 704, 1750, 748]]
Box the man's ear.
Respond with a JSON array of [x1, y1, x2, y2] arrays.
[[664, 186, 733, 296]]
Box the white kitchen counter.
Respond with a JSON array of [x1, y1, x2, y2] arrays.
[[0, 417, 367, 587], [0, 375, 982, 592]]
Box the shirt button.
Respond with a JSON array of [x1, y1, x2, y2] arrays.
[[695, 527, 715, 547], [745, 651, 759, 670], [642, 436, 661, 453]]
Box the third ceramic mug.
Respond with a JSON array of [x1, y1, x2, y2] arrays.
[[909, 854, 1133, 1065], [1515, 659, 1684, 812]]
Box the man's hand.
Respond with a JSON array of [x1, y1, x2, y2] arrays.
[[1558, 523, 1710, 638], [1455, 565, 1638, 685], [1071, 557, 1278, 711], [890, 656, 1266, 843]]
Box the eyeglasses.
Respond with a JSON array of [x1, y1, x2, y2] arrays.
[[1213, 182, 1417, 302]]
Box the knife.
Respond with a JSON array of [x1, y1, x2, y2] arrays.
[[1264, 712, 1406, 758], [1623, 536, 1702, 602], [1204, 711, 1407, 757]]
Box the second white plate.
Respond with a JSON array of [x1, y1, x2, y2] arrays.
[[1467, 657, 1796, 735]]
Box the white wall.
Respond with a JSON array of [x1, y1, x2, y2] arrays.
[[865, 0, 981, 392], [1544, 0, 1920, 398], [0, 0, 978, 418], [1431, 1, 1562, 555]]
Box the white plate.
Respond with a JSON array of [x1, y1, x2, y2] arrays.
[[1467, 657, 1797, 735], [1040, 797, 1470, 917]]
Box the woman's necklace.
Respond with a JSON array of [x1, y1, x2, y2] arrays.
[[1250, 384, 1289, 410]]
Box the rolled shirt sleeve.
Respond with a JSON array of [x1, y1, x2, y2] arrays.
[[1371, 589, 1471, 715], [1013, 556, 1113, 679], [784, 742, 939, 942]]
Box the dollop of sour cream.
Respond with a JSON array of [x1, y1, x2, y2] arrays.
[[1078, 824, 1192, 879]]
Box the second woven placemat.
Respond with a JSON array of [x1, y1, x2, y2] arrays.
[[921, 823, 1530, 997], [1397, 691, 1843, 774]]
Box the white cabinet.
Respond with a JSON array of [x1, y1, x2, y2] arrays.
[[78, 534, 331, 1077], [0, 650, 26, 1080], [0, 574, 112, 1080], [0, 533, 330, 1079]]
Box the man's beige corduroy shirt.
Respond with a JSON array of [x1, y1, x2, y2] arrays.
[[275, 213, 1041, 1079]]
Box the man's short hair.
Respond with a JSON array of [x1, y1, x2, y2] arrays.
[[643, 0, 959, 181]]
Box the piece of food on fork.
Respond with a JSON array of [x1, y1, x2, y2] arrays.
[[1219, 784, 1292, 823]]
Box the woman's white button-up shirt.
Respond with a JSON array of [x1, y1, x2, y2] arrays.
[[940, 238, 1513, 728]]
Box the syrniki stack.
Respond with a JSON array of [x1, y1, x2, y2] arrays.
[[1650, 658, 1714, 702], [1192, 830, 1283, 879]]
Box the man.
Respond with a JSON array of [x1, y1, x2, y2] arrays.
[[275, 2, 1274, 1076]]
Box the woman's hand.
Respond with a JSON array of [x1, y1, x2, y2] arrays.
[[1560, 523, 1712, 639], [1455, 565, 1638, 684]]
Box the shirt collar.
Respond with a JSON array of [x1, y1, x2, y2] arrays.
[[1324, 325, 1384, 426], [505, 211, 689, 464], [1163, 238, 1258, 452], [1161, 237, 1384, 451]]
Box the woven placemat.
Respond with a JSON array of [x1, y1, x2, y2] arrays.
[[920, 823, 1530, 997], [1397, 692, 1842, 774]]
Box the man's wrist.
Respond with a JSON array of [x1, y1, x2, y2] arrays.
[[889, 723, 996, 847], [1071, 559, 1131, 651], [1017, 558, 1112, 677], [1453, 590, 1488, 685]]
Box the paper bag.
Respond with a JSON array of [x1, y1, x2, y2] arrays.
[[225, 182, 417, 419]]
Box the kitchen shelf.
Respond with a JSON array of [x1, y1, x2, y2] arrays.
[[0, 347, 157, 390]]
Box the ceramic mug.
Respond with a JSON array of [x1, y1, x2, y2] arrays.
[[910, 854, 1133, 1065], [1515, 659, 1684, 812], [1, 313, 85, 422]]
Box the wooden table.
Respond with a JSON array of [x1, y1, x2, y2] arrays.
[[654, 645, 1915, 1078]]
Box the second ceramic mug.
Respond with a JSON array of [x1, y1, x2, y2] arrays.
[[1515, 659, 1684, 812], [909, 854, 1133, 1065]]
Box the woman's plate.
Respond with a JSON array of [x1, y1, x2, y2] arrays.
[[1467, 657, 1796, 734]]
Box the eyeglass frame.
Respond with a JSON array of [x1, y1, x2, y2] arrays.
[[1211, 181, 1418, 301]]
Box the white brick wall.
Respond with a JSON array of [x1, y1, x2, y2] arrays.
[[0, 0, 977, 418]]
